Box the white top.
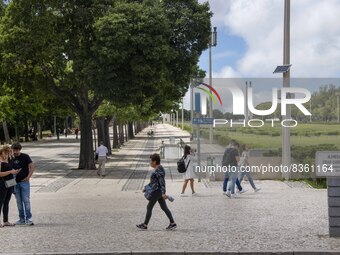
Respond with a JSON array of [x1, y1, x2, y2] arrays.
[[239, 151, 249, 167], [183, 154, 196, 180], [96, 145, 108, 157]]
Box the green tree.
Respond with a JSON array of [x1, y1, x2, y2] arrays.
[[0, 0, 211, 169]]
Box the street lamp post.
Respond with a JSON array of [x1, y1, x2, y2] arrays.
[[245, 81, 249, 123], [209, 27, 217, 144], [282, 0, 291, 180], [337, 94, 340, 123], [310, 99, 312, 122]]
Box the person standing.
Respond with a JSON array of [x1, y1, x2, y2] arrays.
[[238, 144, 261, 192], [96, 141, 108, 177], [136, 153, 176, 230], [10, 142, 35, 225], [75, 128, 79, 139], [180, 145, 197, 196], [0, 145, 20, 227]]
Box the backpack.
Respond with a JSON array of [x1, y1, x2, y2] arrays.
[[177, 156, 190, 173]]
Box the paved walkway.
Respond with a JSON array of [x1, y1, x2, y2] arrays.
[[0, 124, 339, 254]]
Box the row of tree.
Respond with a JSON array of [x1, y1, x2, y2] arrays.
[[0, 0, 212, 169]]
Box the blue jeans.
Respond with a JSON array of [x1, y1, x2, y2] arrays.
[[14, 182, 32, 221], [239, 171, 256, 190], [222, 172, 241, 194]]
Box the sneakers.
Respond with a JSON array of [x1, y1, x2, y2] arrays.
[[26, 220, 34, 226], [239, 189, 247, 194], [3, 222, 15, 227], [15, 220, 26, 225], [255, 187, 261, 192], [136, 223, 147, 230], [230, 193, 237, 199], [166, 223, 177, 230], [225, 191, 231, 198], [136, 223, 177, 230], [192, 192, 198, 196]]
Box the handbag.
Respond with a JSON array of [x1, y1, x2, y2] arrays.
[[2, 178, 17, 188], [144, 183, 154, 200]]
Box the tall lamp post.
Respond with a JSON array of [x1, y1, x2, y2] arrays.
[[337, 93, 340, 123], [282, 0, 291, 180], [245, 81, 252, 123], [273, 0, 291, 180], [209, 27, 217, 144]]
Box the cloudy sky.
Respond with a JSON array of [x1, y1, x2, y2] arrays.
[[183, 0, 340, 110]]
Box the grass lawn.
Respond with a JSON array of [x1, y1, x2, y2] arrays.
[[195, 123, 340, 149]]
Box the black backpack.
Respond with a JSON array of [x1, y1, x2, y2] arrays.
[[177, 156, 190, 173]]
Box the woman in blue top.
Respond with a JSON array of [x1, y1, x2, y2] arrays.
[[136, 153, 177, 230]]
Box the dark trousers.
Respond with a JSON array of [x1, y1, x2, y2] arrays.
[[0, 183, 13, 222], [144, 190, 174, 225]]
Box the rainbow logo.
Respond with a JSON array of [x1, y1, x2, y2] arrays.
[[197, 82, 223, 106]]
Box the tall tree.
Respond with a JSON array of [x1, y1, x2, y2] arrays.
[[0, 0, 211, 169]]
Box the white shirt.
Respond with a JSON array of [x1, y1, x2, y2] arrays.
[[96, 145, 108, 157]]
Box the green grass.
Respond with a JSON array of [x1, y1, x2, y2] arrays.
[[196, 123, 340, 149], [303, 179, 327, 189]]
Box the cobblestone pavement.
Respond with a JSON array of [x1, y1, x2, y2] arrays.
[[0, 124, 339, 254]]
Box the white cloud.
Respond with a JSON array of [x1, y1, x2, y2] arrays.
[[208, 0, 340, 77], [184, 0, 340, 110], [212, 65, 239, 78], [199, 0, 232, 26]]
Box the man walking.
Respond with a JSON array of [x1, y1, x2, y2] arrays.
[[222, 140, 240, 199], [10, 143, 35, 225], [96, 141, 109, 177]]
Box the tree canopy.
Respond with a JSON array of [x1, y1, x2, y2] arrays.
[[0, 0, 212, 169]]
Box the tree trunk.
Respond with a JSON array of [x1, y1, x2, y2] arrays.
[[96, 117, 105, 145], [112, 118, 119, 149], [119, 122, 124, 145], [2, 121, 10, 143], [39, 121, 43, 140], [96, 117, 112, 154], [15, 124, 19, 141], [128, 121, 134, 139], [24, 120, 29, 142], [104, 117, 112, 155], [32, 121, 38, 141], [78, 112, 96, 169], [124, 124, 128, 142]]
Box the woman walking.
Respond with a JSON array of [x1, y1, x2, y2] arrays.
[[0, 145, 20, 227], [238, 144, 261, 192], [181, 145, 197, 196], [136, 153, 176, 230]]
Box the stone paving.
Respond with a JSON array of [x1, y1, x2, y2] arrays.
[[0, 124, 339, 254]]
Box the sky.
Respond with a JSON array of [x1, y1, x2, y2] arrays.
[[183, 0, 340, 110]]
